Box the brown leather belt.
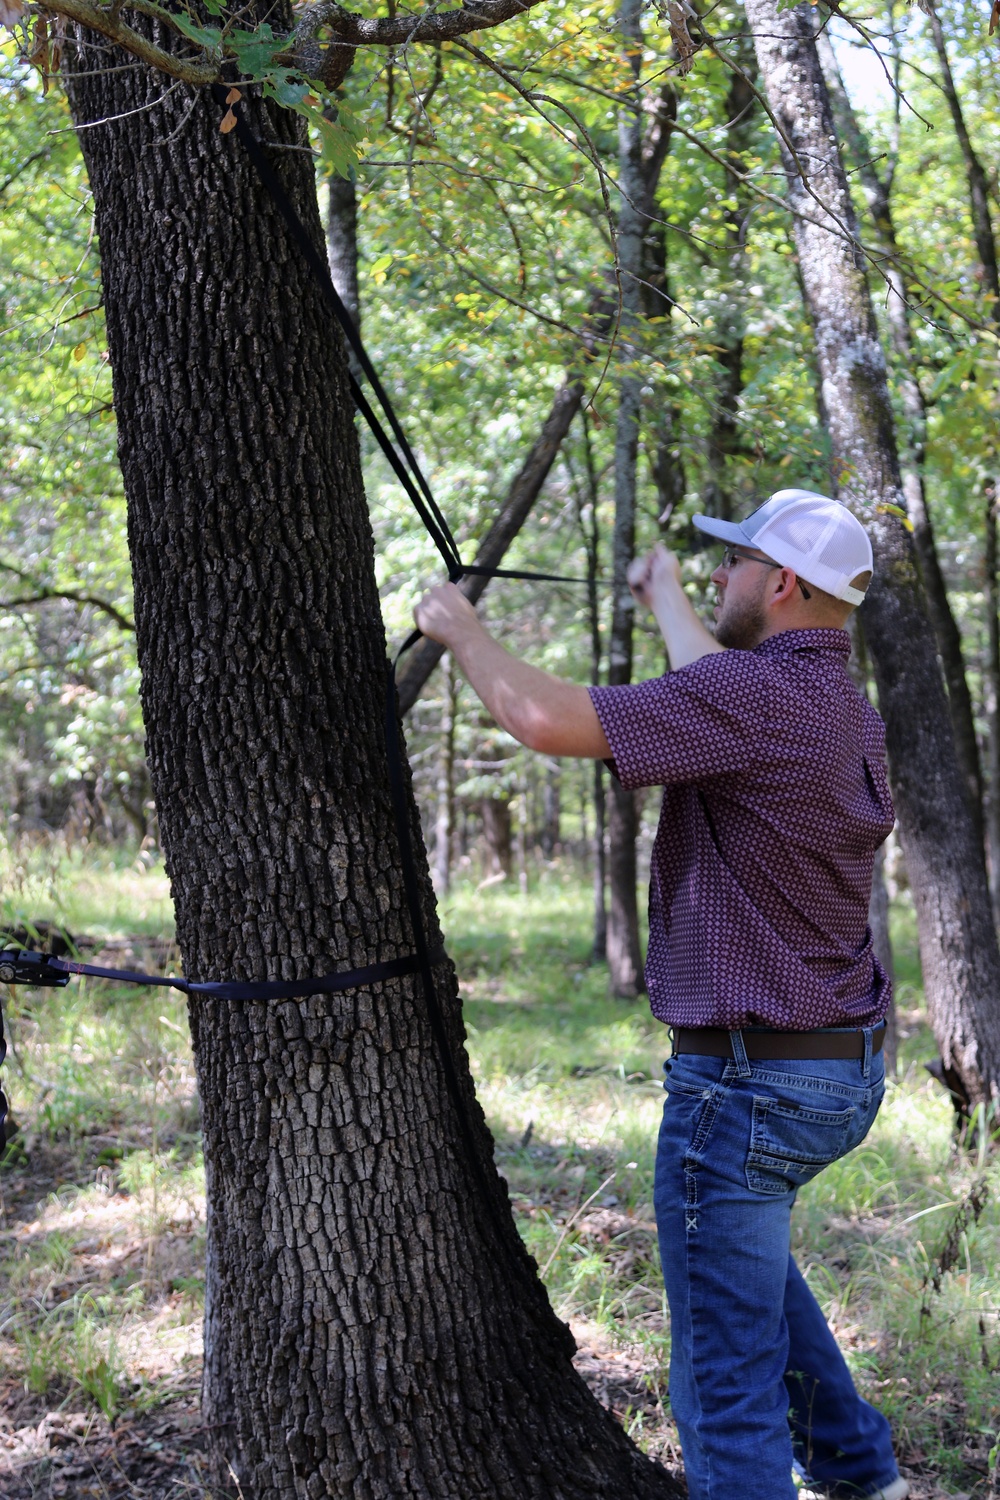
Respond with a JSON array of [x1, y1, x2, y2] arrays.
[[672, 1026, 884, 1061]]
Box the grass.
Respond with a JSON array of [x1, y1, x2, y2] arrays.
[[1, 837, 999, 1496]]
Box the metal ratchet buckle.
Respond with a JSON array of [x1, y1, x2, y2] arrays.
[[0, 950, 71, 987]]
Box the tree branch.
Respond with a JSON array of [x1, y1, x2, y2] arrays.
[[0, 562, 135, 630], [37, 0, 220, 84], [23, 0, 552, 90], [297, 0, 549, 48]]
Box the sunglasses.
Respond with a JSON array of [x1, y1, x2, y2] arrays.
[[720, 545, 812, 601]]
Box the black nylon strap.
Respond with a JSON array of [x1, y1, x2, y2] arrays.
[[53, 948, 446, 1002]]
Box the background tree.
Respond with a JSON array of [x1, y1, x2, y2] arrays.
[[745, 0, 1000, 1109]]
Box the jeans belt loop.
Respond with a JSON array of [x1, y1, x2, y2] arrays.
[[729, 1029, 752, 1079], [862, 1025, 873, 1080]]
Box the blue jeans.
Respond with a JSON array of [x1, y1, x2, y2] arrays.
[[653, 1031, 898, 1499]]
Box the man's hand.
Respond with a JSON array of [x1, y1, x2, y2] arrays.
[[414, 582, 480, 646], [628, 543, 682, 609], [628, 543, 724, 669]]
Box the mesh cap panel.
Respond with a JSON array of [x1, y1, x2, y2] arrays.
[[742, 490, 873, 604]]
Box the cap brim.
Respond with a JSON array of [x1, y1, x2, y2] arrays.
[[691, 514, 751, 546]]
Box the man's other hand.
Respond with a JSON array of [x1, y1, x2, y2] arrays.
[[414, 582, 479, 646], [627, 543, 682, 609]]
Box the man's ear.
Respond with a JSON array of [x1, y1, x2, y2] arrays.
[[769, 567, 800, 604]]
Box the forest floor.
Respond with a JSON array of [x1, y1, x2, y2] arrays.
[[0, 845, 998, 1498]]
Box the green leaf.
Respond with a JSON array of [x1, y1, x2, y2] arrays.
[[229, 24, 285, 81], [169, 13, 222, 50]]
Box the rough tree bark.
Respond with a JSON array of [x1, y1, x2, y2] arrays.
[[815, 20, 984, 844], [745, 0, 1000, 1106], [63, 16, 685, 1497]]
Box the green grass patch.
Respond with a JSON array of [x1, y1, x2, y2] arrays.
[[0, 843, 997, 1491]]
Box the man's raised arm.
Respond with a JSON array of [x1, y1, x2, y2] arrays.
[[413, 584, 611, 759], [628, 544, 723, 669]]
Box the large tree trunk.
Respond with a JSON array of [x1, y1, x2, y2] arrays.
[[63, 21, 684, 1497], [745, 0, 1000, 1106], [815, 21, 984, 843]]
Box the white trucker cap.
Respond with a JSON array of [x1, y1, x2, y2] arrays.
[[692, 489, 874, 606]]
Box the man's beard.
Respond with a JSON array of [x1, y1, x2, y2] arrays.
[[715, 584, 767, 650]]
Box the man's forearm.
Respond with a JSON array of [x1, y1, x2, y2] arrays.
[[651, 580, 724, 669], [445, 619, 611, 759]]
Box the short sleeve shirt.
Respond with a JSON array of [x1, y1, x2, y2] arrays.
[[589, 629, 894, 1030]]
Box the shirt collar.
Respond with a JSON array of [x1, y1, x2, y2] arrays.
[[752, 627, 852, 659]]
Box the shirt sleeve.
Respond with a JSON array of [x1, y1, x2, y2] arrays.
[[589, 653, 763, 790]]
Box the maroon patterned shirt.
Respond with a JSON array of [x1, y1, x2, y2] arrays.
[[589, 628, 894, 1030]]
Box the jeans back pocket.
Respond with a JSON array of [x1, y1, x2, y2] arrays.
[[746, 1094, 856, 1196]]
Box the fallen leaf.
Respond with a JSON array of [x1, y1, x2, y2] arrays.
[[225, 86, 241, 104], [220, 108, 237, 134]]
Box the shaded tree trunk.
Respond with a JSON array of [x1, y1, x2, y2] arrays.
[[848, 616, 898, 1076], [606, 0, 679, 997], [569, 414, 609, 962], [326, 172, 360, 331], [396, 378, 585, 714], [608, 62, 643, 997], [63, 18, 685, 1497], [815, 20, 984, 844], [702, 36, 756, 523], [746, 0, 1000, 1107], [923, 0, 1000, 321], [481, 794, 513, 880], [541, 761, 561, 858], [985, 483, 1000, 928], [868, 845, 897, 1076]]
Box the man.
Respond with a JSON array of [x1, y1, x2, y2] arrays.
[[415, 489, 905, 1500]]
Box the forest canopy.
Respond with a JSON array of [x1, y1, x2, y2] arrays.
[[2, 0, 997, 855]]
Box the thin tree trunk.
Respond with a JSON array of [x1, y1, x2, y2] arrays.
[[848, 617, 898, 1076], [433, 652, 456, 896], [985, 483, 1000, 928], [326, 172, 360, 332], [923, 0, 1000, 320], [570, 414, 609, 962], [481, 794, 513, 880], [746, 0, 1000, 1108], [516, 770, 530, 894], [541, 760, 561, 858], [63, 20, 685, 1496], [606, 0, 655, 999], [703, 38, 756, 523], [815, 20, 984, 842], [868, 845, 897, 1076], [396, 378, 585, 714]]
